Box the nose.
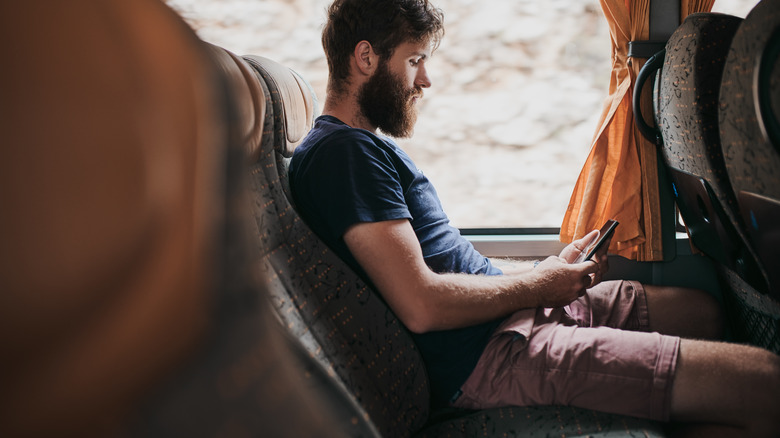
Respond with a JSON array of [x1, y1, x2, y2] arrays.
[[416, 63, 431, 89]]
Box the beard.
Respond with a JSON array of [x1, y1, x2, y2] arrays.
[[357, 60, 421, 138]]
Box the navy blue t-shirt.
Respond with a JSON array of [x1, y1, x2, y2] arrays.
[[289, 115, 503, 407]]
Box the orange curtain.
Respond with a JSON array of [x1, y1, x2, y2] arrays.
[[560, 0, 715, 261]]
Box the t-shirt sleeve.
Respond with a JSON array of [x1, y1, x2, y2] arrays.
[[295, 131, 412, 239]]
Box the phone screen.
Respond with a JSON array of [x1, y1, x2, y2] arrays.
[[575, 219, 619, 263]]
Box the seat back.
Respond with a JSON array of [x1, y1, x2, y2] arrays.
[[121, 43, 364, 438], [720, 0, 780, 298], [649, 12, 770, 290], [635, 9, 780, 353], [718, 0, 780, 351], [240, 55, 431, 436]]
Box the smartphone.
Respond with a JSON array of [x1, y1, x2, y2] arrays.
[[575, 219, 619, 263]]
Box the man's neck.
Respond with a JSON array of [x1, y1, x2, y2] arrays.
[[322, 92, 376, 134]]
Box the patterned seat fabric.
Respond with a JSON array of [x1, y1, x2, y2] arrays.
[[242, 54, 430, 437], [721, 0, 780, 202], [653, 12, 769, 291], [417, 406, 665, 438], [240, 53, 666, 437], [718, 0, 780, 351], [641, 9, 780, 355], [644, 3, 780, 354]]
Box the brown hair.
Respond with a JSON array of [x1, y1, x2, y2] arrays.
[[322, 0, 444, 96]]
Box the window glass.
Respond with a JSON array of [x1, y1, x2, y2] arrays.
[[170, 0, 760, 229]]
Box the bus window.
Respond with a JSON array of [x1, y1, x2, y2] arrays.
[[170, 0, 760, 230]]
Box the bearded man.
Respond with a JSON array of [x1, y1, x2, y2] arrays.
[[288, 0, 780, 435]]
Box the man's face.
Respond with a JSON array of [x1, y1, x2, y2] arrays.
[[357, 41, 431, 138]]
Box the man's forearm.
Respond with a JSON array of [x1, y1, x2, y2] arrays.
[[344, 220, 597, 334], [407, 256, 598, 333], [489, 258, 537, 276], [413, 269, 542, 332]]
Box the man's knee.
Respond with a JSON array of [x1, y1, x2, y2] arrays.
[[644, 285, 723, 339], [690, 287, 723, 338]]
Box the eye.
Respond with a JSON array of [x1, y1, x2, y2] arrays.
[[409, 56, 425, 67]]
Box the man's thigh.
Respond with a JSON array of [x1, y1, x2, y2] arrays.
[[454, 306, 680, 421], [566, 280, 650, 330]]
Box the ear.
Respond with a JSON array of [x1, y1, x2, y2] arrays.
[[353, 40, 378, 76]]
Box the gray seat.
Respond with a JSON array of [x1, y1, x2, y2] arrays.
[[638, 12, 768, 288], [719, 0, 780, 352], [634, 3, 780, 355], [634, 10, 780, 355]]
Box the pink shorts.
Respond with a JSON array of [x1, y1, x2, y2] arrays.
[[451, 280, 681, 422]]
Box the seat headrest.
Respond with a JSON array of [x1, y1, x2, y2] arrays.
[[244, 55, 318, 158], [204, 44, 267, 163]]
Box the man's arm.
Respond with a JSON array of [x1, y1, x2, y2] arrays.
[[489, 258, 537, 275], [343, 219, 599, 333]]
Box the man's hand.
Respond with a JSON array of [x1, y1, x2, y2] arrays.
[[559, 229, 599, 263], [558, 229, 611, 289], [530, 255, 599, 307]]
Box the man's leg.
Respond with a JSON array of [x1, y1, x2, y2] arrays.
[[456, 282, 778, 434], [643, 285, 779, 435], [670, 339, 780, 437], [643, 284, 723, 340]]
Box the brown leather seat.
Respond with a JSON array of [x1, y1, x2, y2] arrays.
[[0, 2, 348, 437], [0, 1, 222, 435]]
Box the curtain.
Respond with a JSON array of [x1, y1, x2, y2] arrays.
[[559, 0, 715, 261]]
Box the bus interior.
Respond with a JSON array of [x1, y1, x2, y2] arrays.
[[1, 0, 778, 436]]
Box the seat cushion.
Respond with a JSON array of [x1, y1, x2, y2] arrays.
[[418, 406, 666, 438]]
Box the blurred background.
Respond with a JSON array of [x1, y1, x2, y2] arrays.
[[170, 0, 759, 228]]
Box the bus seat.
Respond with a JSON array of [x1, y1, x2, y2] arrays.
[[202, 44, 380, 437], [241, 53, 431, 437], [637, 7, 780, 354], [634, 10, 780, 355], [718, 0, 780, 351], [242, 51, 667, 437], [121, 43, 365, 437], [637, 12, 770, 291]]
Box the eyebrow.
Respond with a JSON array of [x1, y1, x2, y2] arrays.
[[401, 42, 433, 59]]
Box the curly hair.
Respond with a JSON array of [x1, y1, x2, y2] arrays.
[[322, 0, 444, 96]]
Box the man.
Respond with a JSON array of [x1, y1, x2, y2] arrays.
[[289, 0, 780, 435]]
